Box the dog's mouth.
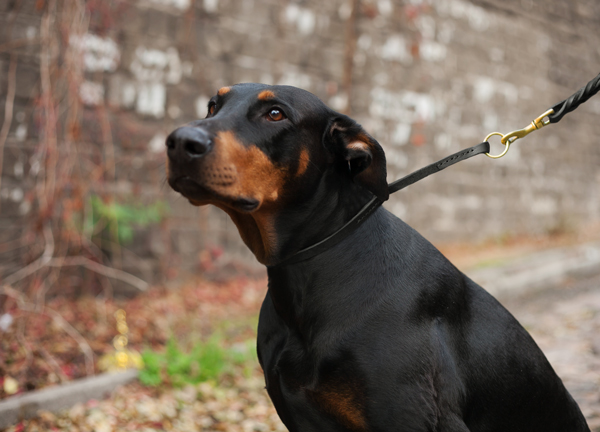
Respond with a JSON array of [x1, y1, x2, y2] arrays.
[[169, 176, 260, 213]]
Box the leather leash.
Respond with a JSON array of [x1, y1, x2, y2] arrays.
[[276, 142, 490, 266], [275, 72, 600, 267]]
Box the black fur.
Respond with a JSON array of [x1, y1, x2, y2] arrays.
[[166, 83, 589, 432]]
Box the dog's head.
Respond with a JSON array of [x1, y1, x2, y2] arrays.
[[166, 84, 388, 264]]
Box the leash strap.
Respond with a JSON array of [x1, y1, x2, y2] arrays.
[[277, 72, 600, 266], [388, 141, 490, 194], [548, 72, 600, 124], [277, 141, 490, 266]]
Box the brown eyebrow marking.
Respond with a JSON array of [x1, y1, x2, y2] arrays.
[[258, 90, 276, 100], [218, 86, 231, 96]]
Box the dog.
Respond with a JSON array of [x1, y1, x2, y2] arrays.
[[166, 83, 589, 431]]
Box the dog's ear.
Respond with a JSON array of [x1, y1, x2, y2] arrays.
[[324, 115, 389, 201]]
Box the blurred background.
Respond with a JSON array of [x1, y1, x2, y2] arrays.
[[1, 0, 600, 431]]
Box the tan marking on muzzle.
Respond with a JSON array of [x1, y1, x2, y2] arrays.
[[210, 130, 288, 263], [214, 131, 286, 204]]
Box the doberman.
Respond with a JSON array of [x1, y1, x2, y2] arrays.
[[166, 83, 589, 431]]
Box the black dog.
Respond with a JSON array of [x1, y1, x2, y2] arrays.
[[166, 83, 589, 431]]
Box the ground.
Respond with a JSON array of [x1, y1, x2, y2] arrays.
[[503, 272, 600, 430], [2, 247, 600, 431]]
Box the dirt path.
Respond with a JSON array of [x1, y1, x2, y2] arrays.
[[503, 273, 600, 430], [4, 275, 600, 431]]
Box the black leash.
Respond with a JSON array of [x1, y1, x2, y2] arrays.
[[488, 71, 600, 155], [276, 72, 600, 267], [549, 72, 600, 124], [278, 142, 490, 266]]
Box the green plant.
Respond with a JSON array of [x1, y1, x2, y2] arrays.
[[138, 350, 163, 387], [138, 336, 257, 388], [89, 195, 168, 244]]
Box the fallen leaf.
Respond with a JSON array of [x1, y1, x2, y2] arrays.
[[3, 376, 19, 395]]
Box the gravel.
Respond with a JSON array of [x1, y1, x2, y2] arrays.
[[3, 274, 600, 431], [503, 273, 600, 430]]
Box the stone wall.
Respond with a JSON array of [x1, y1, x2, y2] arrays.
[[1, 0, 599, 282]]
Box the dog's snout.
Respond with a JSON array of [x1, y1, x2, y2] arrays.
[[166, 126, 213, 159]]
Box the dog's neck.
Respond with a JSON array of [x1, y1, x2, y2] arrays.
[[222, 169, 376, 266], [217, 206, 278, 265], [265, 206, 393, 338], [274, 174, 376, 262]]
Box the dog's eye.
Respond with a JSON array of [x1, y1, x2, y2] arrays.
[[208, 103, 216, 116], [267, 109, 286, 122]]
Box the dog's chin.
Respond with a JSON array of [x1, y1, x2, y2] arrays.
[[169, 176, 260, 213]]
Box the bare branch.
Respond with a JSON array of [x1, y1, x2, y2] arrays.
[[38, 0, 59, 214], [0, 53, 18, 214], [3, 221, 147, 291], [47, 256, 148, 291], [0, 37, 40, 53], [38, 344, 69, 383], [3, 224, 54, 286], [15, 318, 34, 379], [0, 285, 95, 377]]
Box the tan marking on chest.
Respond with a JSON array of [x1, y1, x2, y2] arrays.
[[309, 382, 368, 431]]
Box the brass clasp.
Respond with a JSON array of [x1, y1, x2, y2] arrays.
[[485, 108, 554, 158], [501, 109, 554, 144], [484, 132, 509, 159]]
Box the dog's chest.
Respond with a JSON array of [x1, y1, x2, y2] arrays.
[[257, 294, 369, 432]]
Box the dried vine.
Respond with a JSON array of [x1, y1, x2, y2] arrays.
[[0, 0, 149, 385]]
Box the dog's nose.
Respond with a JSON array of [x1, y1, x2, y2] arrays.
[[166, 126, 212, 159]]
